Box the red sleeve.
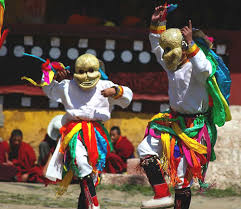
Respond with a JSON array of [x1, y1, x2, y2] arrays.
[[114, 137, 134, 160], [2, 141, 9, 153]]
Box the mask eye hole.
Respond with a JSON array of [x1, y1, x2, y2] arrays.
[[164, 47, 171, 54], [79, 70, 85, 74], [88, 68, 94, 73]]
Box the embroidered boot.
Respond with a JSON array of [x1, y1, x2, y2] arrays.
[[141, 155, 174, 209], [79, 175, 100, 209], [174, 187, 191, 209]]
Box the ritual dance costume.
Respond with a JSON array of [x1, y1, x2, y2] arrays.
[[24, 54, 133, 209], [137, 16, 231, 209]]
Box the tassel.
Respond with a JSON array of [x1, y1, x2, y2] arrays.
[[190, 150, 202, 179], [169, 137, 182, 186], [56, 170, 74, 197]]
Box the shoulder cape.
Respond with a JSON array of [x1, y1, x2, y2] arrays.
[[0, 0, 5, 10], [196, 42, 232, 127]]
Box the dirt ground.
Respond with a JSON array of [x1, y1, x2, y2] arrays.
[[0, 182, 240, 209]]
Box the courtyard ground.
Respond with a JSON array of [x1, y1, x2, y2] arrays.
[[0, 182, 240, 209]]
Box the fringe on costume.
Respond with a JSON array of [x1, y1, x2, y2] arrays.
[[145, 111, 216, 188], [56, 120, 112, 195]]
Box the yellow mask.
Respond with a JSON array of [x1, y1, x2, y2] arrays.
[[74, 53, 101, 90], [159, 28, 183, 72]]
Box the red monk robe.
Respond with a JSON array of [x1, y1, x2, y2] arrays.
[[0, 141, 18, 181], [0, 140, 9, 163], [11, 141, 53, 184], [8, 141, 37, 181], [104, 136, 134, 173]]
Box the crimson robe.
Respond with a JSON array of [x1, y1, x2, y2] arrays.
[[0, 141, 9, 163], [9, 142, 36, 170], [104, 136, 134, 174], [7, 142, 36, 181]]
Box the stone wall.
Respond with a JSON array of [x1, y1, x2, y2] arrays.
[[205, 105, 241, 190]]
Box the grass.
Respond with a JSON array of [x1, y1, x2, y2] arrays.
[[0, 191, 77, 208], [97, 183, 241, 198], [191, 187, 241, 198], [97, 184, 154, 196], [0, 183, 240, 208]]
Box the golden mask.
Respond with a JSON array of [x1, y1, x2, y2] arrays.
[[74, 53, 101, 90], [159, 28, 183, 72]]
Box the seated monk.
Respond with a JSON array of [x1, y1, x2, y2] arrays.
[[4, 129, 36, 182], [0, 139, 18, 181], [104, 126, 134, 173]]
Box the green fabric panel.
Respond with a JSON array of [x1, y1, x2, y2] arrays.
[[0, 0, 5, 10], [197, 43, 226, 127], [68, 132, 80, 177], [149, 121, 177, 136], [183, 115, 205, 137]]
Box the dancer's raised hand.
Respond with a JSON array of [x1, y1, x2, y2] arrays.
[[181, 20, 193, 45], [151, 6, 167, 22]]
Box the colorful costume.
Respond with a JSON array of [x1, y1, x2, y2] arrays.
[[137, 8, 231, 209], [33, 54, 133, 209], [0, 0, 8, 49]]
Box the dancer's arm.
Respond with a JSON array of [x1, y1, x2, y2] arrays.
[[101, 81, 133, 109], [182, 20, 212, 78], [149, 6, 167, 68]]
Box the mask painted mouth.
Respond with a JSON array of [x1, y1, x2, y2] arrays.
[[80, 78, 98, 86], [74, 75, 100, 90]]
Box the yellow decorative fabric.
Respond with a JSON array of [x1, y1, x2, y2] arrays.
[[87, 122, 92, 140], [21, 70, 55, 87], [150, 25, 166, 34], [171, 122, 207, 154], [161, 133, 171, 162], [56, 170, 74, 197], [211, 76, 232, 121], [151, 112, 170, 121], [59, 123, 82, 153]]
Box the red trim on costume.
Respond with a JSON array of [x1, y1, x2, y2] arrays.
[[187, 48, 199, 58], [60, 121, 79, 138], [0, 29, 9, 48], [92, 196, 99, 206], [150, 29, 166, 34], [90, 123, 98, 168], [186, 43, 200, 58], [176, 199, 182, 209], [209, 95, 213, 107], [153, 183, 171, 199]]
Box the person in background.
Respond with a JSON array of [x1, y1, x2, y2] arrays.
[[104, 126, 134, 173], [0, 138, 18, 181], [26, 115, 63, 184], [1, 129, 36, 182], [37, 115, 63, 167]]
